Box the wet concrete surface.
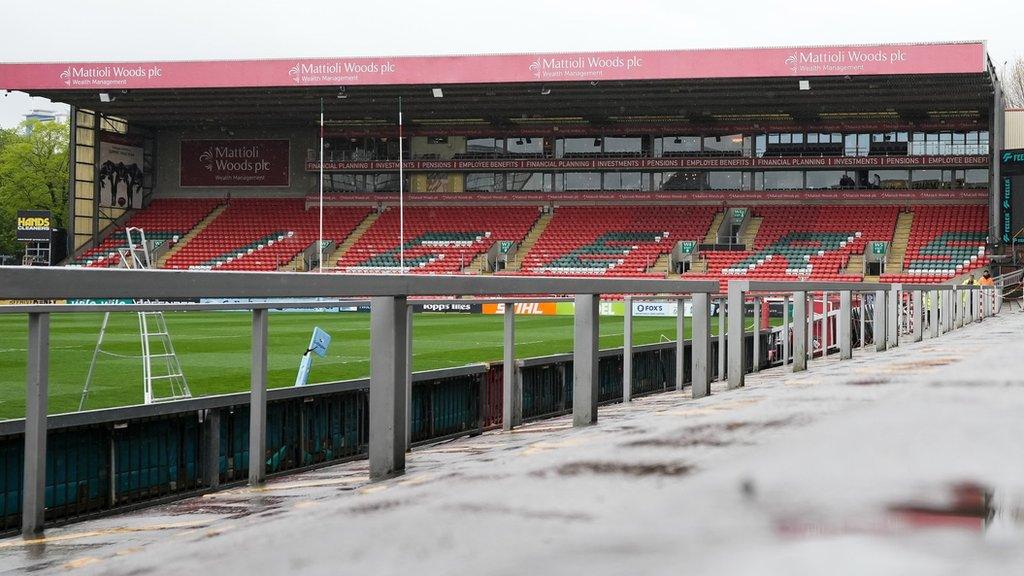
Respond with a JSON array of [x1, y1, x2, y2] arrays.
[[4, 312, 1024, 575]]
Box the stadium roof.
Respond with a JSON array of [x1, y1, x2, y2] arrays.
[[0, 41, 998, 129]]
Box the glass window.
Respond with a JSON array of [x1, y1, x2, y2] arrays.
[[465, 138, 504, 157], [660, 136, 701, 157], [506, 137, 544, 156], [558, 172, 602, 190], [963, 169, 988, 188], [603, 172, 645, 190], [703, 134, 744, 155], [657, 171, 705, 191], [374, 173, 401, 192], [465, 172, 503, 192], [755, 171, 803, 190], [707, 171, 750, 190], [324, 174, 372, 193], [806, 171, 852, 190], [603, 136, 643, 155], [865, 169, 909, 189], [755, 134, 768, 157], [979, 131, 990, 155], [911, 169, 945, 189], [506, 172, 551, 191], [557, 137, 602, 158]]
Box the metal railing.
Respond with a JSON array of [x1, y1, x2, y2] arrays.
[[0, 266, 1003, 538]]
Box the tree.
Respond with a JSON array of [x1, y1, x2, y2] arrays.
[[0, 119, 70, 259], [1004, 57, 1024, 109]]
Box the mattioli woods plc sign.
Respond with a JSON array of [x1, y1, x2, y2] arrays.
[[180, 139, 290, 188], [783, 47, 911, 74], [59, 65, 164, 87], [528, 55, 644, 80]]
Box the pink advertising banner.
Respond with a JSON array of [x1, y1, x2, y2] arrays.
[[0, 43, 985, 91], [311, 189, 989, 204], [305, 155, 990, 172]]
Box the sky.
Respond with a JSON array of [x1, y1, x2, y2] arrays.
[[1, 0, 1021, 127]]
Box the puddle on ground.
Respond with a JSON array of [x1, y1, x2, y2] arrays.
[[346, 500, 404, 514], [444, 502, 594, 522], [621, 417, 803, 449], [773, 481, 1024, 539], [847, 377, 890, 386], [535, 461, 693, 478]]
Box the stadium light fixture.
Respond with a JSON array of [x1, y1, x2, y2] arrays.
[[99, 92, 114, 103], [432, 87, 443, 98], [540, 85, 551, 95], [799, 80, 811, 91], [337, 86, 347, 99]]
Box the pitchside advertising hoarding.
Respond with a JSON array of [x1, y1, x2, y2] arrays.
[[98, 132, 145, 209], [0, 43, 986, 90], [15, 210, 52, 241], [180, 139, 290, 187], [1001, 149, 1024, 244]]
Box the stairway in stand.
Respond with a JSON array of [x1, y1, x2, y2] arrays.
[[325, 211, 381, 270], [703, 211, 725, 243], [505, 210, 553, 271], [463, 250, 491, 274], [843, 254, 864, 276], [155, 203, 226, 268], [886, 211, 914, 274], [740, 217, 763, 250], [646, 252, 671, 275]]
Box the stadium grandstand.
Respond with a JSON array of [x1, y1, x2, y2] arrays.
[[0, 41, 1010, 284]]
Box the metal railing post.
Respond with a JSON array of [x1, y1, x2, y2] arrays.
[[205, 408, 221, 490], [859, 294, 866, 348], [792, 291, 807, 371], [691, 292, 711, 398], [22, 312, 49, 538], [727, 282, 746, 389], [887, 285, 899, 348], [839, 290, 852, 360], [503, 302, 521, 430], [248, 308, 268, 486], [941, 291, 950, 334], [954, 287, 964, 329], [912, 290, 924, 342], [622, 296, 633, 402], [573, 294, 600, 426], [930, 290, 940, 338], [675, 297, 686, 391], [782, 295, 790, 365], [806, 292, 813, 361], [405, 305, 413, 449], [874, 289, 888, 352], [717, 298, 726, 382], [821, 291, 828, 355], [369, 296, 408, 480], [752, 297, 762, 373], [996, 284, 1003, 313]]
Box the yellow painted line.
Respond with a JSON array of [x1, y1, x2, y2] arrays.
[[358, 484, 389, 495], [1, 520, 209, 549], [63, 556, 101, 569], [256, 476, 369, 491]]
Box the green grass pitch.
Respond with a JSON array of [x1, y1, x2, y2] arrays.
[[0, 311, 732, 420]]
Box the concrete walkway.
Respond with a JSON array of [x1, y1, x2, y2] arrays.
[[3, 312, 1024, 575]]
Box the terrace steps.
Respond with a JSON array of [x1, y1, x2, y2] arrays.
[[464, 250, 490, 274], [704, 211, 725, 243], [843, 254, 864, 276], [326, 211, 381, 269], [507, 211, 553, 271], [646, 252, 671, 275], [740, 216, 763, 250], [686, 258, 708, 275], [886, 211, 914, 274], [155, 203, 226, 268]]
